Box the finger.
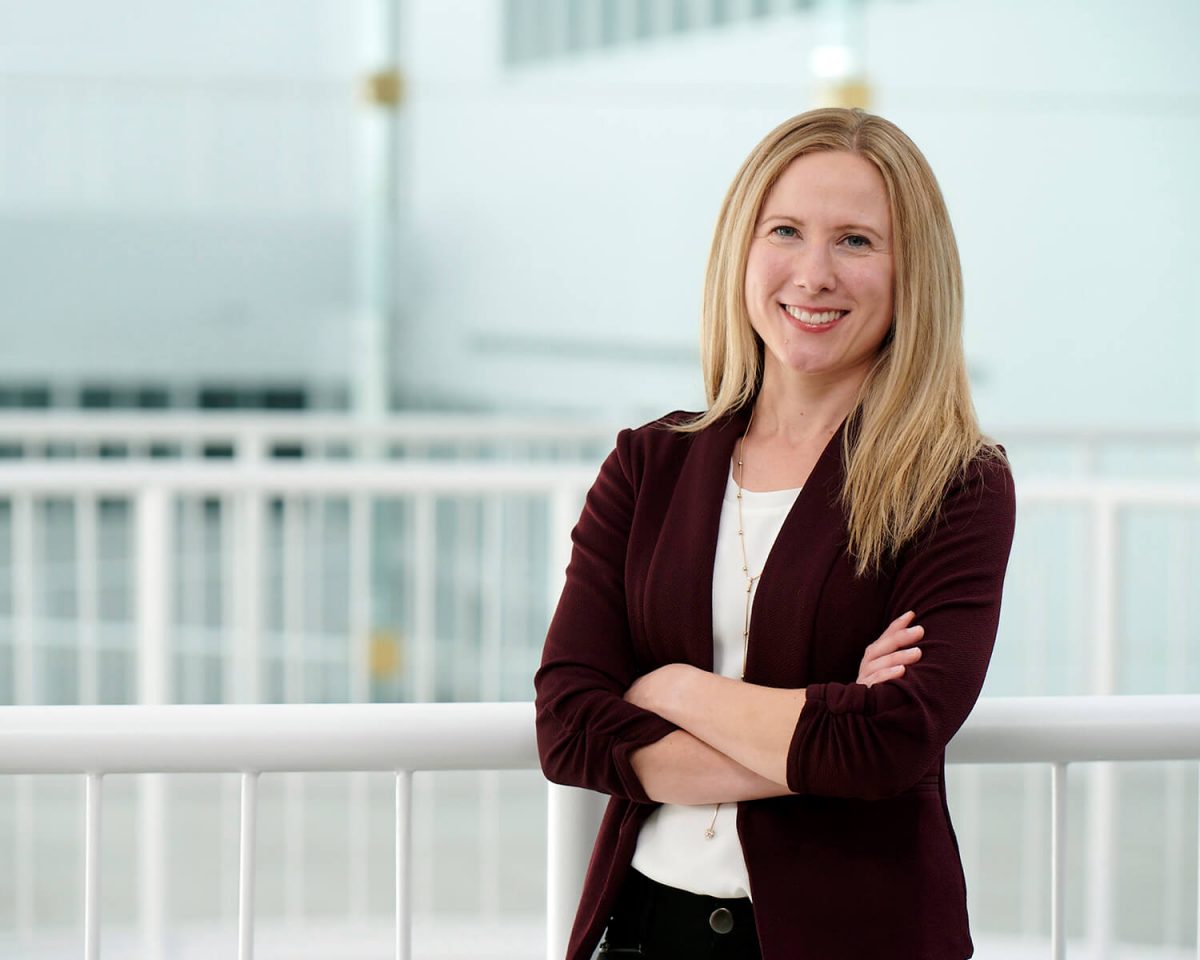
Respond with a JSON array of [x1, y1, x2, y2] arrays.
[[859, 648, 919, 684], [865, 647, 922, 674], [869, 623, 924, 658], [863, 664, 906, 687]]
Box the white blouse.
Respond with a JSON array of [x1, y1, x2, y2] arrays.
[[630, 467, 802, 898]]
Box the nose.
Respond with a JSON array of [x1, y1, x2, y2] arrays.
[[791, 243, 836, 293]]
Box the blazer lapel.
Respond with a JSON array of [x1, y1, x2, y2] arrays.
[[640, 408, 750, 671], [743, 418, 850, 686]]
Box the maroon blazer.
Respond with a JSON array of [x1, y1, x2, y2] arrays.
[[534, 407, 1016, 960]]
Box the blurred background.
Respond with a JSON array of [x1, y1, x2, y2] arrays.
[[0, 0, 1198, 957]]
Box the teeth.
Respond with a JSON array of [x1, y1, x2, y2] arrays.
[[783, 305, 845, 325]]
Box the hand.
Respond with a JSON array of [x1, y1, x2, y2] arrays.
[[857, 611, 923, 687], [625, 663, 694, 715]]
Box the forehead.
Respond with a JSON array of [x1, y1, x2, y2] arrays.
[[759, 151, 891, 230]]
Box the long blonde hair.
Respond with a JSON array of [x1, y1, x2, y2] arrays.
[[678, 107, 1002, 576]]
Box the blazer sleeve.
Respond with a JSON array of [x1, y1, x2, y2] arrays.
[[786, 454, 1017, 800], [533, 428, 679, 803]]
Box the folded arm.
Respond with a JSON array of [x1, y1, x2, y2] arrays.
[[626, 458, 1015, 802], [625, 610, 922, 790], [628, 728, 794, 804]]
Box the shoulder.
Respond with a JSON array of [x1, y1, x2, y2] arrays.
[[927, 444, 1016, 547], [612, 409, 706, 476], [953, 445, 1015, 510]]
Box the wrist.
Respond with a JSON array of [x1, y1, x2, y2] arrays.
[[660, 663, 700, 725]]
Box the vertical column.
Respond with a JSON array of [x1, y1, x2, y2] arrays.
[[84, 773, 104, 960], [12, 492, 35, 705], [224, 486, 262, 931], [1163, 520, 1189, 944], [411, 492, 436, 915], [395, 770, 414, 960], [1086, 499, 1118, 960], [136, 485, 171, 960], [228, 488, 263, 704], [282, 495, 306, 926], [479, 495, 503, 919], [354, 0, 407, 421], [11, 494, 36, 949], [348, 492, 373, 921], [76, 492, 100, 705], [1051, 763, 1069, 960], [179, 493, 201, 702], [238, 772, 259, 960]]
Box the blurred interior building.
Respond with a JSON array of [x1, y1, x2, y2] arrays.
[[1, 0, 1198, 958]]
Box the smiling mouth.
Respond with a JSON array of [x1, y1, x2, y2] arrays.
[[781, 305, 848, 327]]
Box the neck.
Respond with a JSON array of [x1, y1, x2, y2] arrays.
[[749, 361, 867, 446]]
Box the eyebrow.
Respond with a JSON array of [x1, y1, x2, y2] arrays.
[[758, 214, 885, 238]]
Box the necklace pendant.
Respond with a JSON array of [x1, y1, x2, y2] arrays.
[[704, 826, 716, 840]]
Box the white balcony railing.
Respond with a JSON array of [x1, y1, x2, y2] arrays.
[[2, 422, 1199, 957], [0, 697, 1198, 960], [2, 411, 1200, 474]]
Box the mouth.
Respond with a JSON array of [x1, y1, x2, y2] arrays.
[[780, 304, 849, 329]]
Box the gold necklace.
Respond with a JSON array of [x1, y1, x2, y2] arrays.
[[706, 410, 760, 841]]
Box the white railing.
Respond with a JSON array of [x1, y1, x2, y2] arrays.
[[0, 412, 621, 461], [0, 697, 1198, 960], [2, 451, 1199, 956], [2, 411, 1200, 471]]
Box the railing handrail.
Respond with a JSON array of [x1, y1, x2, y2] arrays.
[[2, 460, 1200, 513], [0, 411, 623, 444], [2, 410, 1200, 445], [1, 696, 1198, 776], [4, 696, 1199, 960], [0, 701, 539, 774], [0, 459, 600, 494], [1, 461, 1199, 504]]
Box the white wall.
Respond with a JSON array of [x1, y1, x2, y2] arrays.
[[398, 0, 1200, 428], [0, 0, 365, 388], [1, 0, 1197, 427]]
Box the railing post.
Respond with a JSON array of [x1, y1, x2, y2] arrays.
[[228, 489, 263, 704], [1087, 498, 1118, 960], [546, 783, 606, 960], [1051, 763, 1068, 960], [11, 493, 36, 950], [395, 770, 414, 960], [238, 772, 259, 960], [84, 773, 103, 960], [136, 485, 171, 960]]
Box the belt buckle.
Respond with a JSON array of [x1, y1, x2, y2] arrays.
[[598, 941, 645, 957]]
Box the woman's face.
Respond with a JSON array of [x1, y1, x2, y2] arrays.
[[743, 150, 895, 391]]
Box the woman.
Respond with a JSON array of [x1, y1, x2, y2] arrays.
[[534, 107, 1015, 960]]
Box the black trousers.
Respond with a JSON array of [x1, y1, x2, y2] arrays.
[[598, 868, 762, 960]]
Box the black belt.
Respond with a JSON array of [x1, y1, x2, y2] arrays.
[[599, 868, 761, 959]]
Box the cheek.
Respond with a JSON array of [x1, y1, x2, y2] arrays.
[[745, 247, 789, 296], [848, 263, 894, 313]]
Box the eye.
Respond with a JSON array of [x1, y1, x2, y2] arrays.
[[770, 225, 799, 239], [843, 234, 871, 250]]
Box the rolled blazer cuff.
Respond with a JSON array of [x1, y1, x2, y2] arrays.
[[536, 694, 680, 804], [611, 714, 680, 804], [786, 680, 929, 800]]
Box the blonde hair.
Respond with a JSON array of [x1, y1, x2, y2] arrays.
[[678, 107, 1003, 576]]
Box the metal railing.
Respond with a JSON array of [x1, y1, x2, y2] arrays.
[[2, 411, 1200, 472], [0, 697, 1198, 960], [0, 412, 620, 461], [1, 437, 1199, 956]]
